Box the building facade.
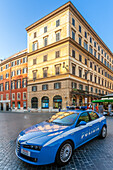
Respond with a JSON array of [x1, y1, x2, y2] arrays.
[[26, 1, 113, 112], [0, 49, 27, 111]]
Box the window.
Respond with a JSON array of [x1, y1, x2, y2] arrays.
[[55, 51, 60, 58], [72, 82, 77, 89], [32, 86, 37, 92], [94, 50, 96, 57], [17, 93, 21, 100], [72, 31, 75, 40], [43, 55, 47, 62], [34, 32, 37, 38], [33, 59, 36, 65], [72, 18, 75, 26], [79, 37, 82, 46], [43, 69, 47, 78], [33, 72, 36, 81], [102, 70, 103, 75], [54, 83, 61, 89], [23, 68, 27, 74], [90, 62, 92, 68], [94, 65, 96, 71], [22, 78, 27, 88], [55, 66, 60, 75], [94, 42, 96, 48], [102, 79, 104, 86], [12, 93, 15, 100], [90, 37, 92, 43], [0, 84, 3, 91], [1, 94, 3, 100], [44, 26, 47, 33], [11, 61, 15, 67], [23, 57, 27, 63], [85, 71, 87, 80], [16, 80, 21, 89], [104, 59, 106, 66], [98, 77, 100, 84], [79, 54, 82, 62], [77, 112, 89, 125], [101, 49, 103, 54], [89, 111, 99, 120], [85, 58, 87, 65], [94, 76, 97, 83], [5, 82, 9, 90], [23, 92, 26, 100], [91, 87, 93, 92], [56, 32, 60, 42], [17, 69, 21, 75], [89, 46, 93, 54], [72, 50, 75, 58], [85, 86, 88, 91], [11, 81, 15, 90], [101, 57, 103, 63], [79, 68, 82, 78], [6, 94, 9, 100], [6, 73, 9, 78], [31, 97, 38, 109], [95, 88, 98, 93], [11, 71, 15, 77], [42, 84, 48, 90], [84, 41, 88, 50], [85, 31, 87, 38], [98, 68, 100, 73], [56, 19, 60, 27], [32, 42, 38, 51], [79, 84, 83, 90], [44, 37, 48, 46], [17, 59, 21, 65], [72, 65, 76, 75], [98, 53, 100, 60], [1, 67, 3, 71], [6, 64, 9, 69], [90, 74, 92, 81], [79, 25, 81, 33], [98, 45, 100, 51], [104, 53, 106, 58], [0, 75, 3, 80], [107, 55, 109, 60]]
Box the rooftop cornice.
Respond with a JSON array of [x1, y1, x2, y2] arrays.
[[25, 1, 113, 56]]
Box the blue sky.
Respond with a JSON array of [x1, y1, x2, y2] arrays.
[[0, 0, 113, 59]]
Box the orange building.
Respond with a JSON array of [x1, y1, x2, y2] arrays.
[[0, 49, 27, 111]]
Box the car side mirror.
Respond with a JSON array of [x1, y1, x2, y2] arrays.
[[79, 121, 87, 126]]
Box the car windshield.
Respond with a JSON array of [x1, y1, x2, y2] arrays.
[[47, 112, 78, 126]]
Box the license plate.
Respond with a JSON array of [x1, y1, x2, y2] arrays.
[[21, 148, 30, 157]]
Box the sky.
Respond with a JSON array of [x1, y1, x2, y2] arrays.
[[0, 0, 113, 59]]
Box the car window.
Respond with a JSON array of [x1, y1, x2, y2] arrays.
[[77, 112, 89, 125], [88, 111, 99, 121]]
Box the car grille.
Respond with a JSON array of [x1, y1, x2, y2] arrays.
[[20, 153, 37, 162], [17, 142, 20, 154]]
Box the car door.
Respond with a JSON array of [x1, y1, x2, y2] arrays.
[[87, 111, 100, 138], [74, 112, 90, 147]]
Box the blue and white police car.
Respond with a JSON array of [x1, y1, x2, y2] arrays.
[[16, 110, 107, 166]]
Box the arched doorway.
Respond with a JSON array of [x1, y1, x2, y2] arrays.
[[53, 95, 62, 109], [72, 95, 77, 106], [41, 96, 49, 109], [31, 97, 38, 108], [79, 96, 83, 106]]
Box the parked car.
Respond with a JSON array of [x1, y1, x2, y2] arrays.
[[16, 110, 107, 166]]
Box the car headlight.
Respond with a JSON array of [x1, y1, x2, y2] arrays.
[[23, 145, 42, 151]]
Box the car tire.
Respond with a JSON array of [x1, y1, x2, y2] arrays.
[[56, 140, 73, 166], [99, 125, 107, 139]]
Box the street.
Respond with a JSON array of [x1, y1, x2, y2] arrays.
[[0, 112, 113, 170]]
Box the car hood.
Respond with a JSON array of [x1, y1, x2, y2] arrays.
[[18, 121, 70, 145]]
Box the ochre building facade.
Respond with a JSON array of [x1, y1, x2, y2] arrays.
[[0, 49, 27, 111], [26, 2, 113, 112]]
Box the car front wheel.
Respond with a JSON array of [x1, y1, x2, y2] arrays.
[[100, 125, 107, 139], [56, 140, 73, 166]]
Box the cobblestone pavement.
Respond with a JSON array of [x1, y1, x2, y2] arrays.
[[0, 112, 113, 170]]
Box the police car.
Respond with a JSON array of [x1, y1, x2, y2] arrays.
[[16, 110, 107, 166]]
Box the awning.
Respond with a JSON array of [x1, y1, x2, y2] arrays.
[[92, 99, 113, 103]]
